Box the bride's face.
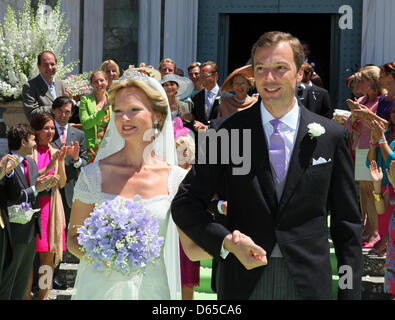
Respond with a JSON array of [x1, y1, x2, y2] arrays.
[[113, 86, 160, 141]]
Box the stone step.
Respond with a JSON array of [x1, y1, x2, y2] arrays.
[[57, 263, 79, 288], [361, 276, 388, 300], [363, 254, 386, 277], [62, 250, 80, 264], [48, 288, 73, 300]]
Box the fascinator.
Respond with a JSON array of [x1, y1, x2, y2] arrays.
[[173, 117, 190, 139]]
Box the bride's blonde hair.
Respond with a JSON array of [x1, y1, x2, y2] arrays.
[[108, 78, 169, 131]]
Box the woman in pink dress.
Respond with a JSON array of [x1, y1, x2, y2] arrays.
[[29, 113, 67, 300], [173, 117, 200, 300], [346, 66, 387, 251]]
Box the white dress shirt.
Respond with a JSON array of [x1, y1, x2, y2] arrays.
[[54, 121, 82, 168], [204, 84, 219, 120]]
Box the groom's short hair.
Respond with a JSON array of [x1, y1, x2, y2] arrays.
[[250, 31, 304, 71]]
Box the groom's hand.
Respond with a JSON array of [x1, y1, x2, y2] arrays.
[[224, 230, 267, 270]]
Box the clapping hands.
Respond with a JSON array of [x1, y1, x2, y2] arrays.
[[0, 154, 19, 179], [35, 173, 60, 192], [65, 141, 80, 161], [370, 160, 383, 183], [370, 119, 386, 143]]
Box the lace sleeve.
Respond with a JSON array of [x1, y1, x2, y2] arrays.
[[72, 162, 100, 204], [168, 165, 188, 200]]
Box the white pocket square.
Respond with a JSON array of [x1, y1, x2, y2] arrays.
[[312, 157, 332, 166]]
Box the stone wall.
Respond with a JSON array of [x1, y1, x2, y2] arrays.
[[103, 0, 139, 73]]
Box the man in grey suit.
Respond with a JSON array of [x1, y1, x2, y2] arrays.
[[22, 50, 73, 123], [50, 96, 88, 290], [0, 124, 58, 300], [51, 96, 88, 233]]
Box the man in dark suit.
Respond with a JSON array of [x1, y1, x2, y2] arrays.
[[50, 96, 88, 290], [0, 124, 58, 299], [189, 61, 230, 131], [22, 50, 73, 123], [51, 96, 88, 233], [171, 31, 362, 300], [296, 63, 332, 119], [0, 154, 20, 284]]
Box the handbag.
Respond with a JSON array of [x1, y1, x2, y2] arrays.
[[8, 189, 40, 224]]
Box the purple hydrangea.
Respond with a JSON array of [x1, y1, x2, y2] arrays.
[[77, 199, 164, 275]]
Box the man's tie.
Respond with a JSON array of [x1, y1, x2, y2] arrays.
[[22, 158, 30, 186], [269, 119, 286, 181], [59, 126, 66, 144]]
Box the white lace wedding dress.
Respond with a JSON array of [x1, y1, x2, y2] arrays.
[[71, 162, 187, 300]]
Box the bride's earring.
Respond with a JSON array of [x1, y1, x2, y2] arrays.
[[154, 119, 159, 137]]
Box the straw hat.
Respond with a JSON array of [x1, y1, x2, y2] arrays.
[[126, 63, 161, 81], [221, 65, 254, 92], [160, 74, 194, 101]]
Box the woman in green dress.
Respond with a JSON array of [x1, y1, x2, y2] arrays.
[[79, 70, 112, 163]]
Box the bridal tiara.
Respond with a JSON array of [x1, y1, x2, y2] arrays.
[[113, 68, 151, 84]]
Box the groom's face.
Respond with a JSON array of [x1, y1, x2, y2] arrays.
[[253, 41, 304, 113]]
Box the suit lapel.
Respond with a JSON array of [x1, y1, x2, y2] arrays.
[[52, 129, 61, 148], [278, 105, 317, 213], [15, 163, 29, 189], [249, 102, 277, 213]]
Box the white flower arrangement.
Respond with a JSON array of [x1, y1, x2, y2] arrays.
[[307, 122, 325, 139], [0, 0, 78, 101]]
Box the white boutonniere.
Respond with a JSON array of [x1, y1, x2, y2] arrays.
[[215, 96, 221, 104], [307, 122, 325, 139]]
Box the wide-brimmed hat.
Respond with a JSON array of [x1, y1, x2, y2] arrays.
[[221, 65, 254, 92], [160, 74, 194, 101], [126, 63, 161, 81]]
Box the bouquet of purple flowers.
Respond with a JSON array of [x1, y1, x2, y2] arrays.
[[77, 198, 164, 275]]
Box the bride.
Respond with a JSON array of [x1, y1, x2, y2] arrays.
[[67, 69, 210, 299]]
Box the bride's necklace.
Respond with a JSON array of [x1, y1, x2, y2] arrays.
[[233, 95, 247, 104]]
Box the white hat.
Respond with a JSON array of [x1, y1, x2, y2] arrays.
[[160, 74, 194, 101]]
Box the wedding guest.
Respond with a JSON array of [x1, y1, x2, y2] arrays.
[[51, 96, 89, 290], [159, 58, 177, 78], [100, 59, 120, 91], [217, 65, 257, 118], [191, 61, 230, 131], [351, 62, 395, 125], [346, 66, 385, 250], [160, 74, 194, 121], [173, 117, 199, 300], [0, 124, 59, 300], [369, 159, 395, 300], [28, 114, 67, 300], [67, 69, 208, 300], [51, 96, 89, 233], [22, 51, 73, 123], [187, 62, 203, 97], [368, 110, 395, 256], [79, 70, 112, 163]]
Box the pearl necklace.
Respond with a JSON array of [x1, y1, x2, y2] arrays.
[[233, 95, 247, 104]]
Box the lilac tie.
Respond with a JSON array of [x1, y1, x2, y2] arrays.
[[269, 119, 286, 181]]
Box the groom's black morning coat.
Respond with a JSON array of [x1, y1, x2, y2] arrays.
[[171, 99, 362, 300]]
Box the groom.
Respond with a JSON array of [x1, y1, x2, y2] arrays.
[[171, 31, 362, 300]]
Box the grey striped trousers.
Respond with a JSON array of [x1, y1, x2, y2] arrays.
[[249, 258, 302, 300]]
